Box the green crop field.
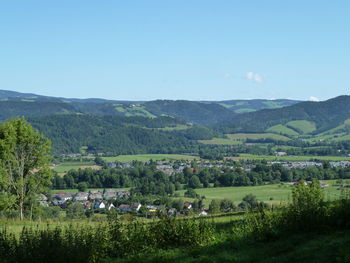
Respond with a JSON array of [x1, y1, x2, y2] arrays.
[[228, 153, 350, 161], [176, 181, 341, 206], [102, 154, 199, 162], [266, 124, 299, 137], [226, 133, 291, 141], [286, 120, 316, 134]]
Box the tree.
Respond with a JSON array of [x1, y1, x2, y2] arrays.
[[77, 182, 88, 192], [66, 202, 85, 219], [184, 188, 199, 198], [188, 175, 202, 189], [239, 194, 258, 210], [209, 199, 220, 214], [0, 118, 52, 220], [220, 199, 235, 212]]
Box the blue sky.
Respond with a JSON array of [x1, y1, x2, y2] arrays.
[[0, 1, 349, 101]]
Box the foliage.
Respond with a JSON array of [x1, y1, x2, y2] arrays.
[[184, 188, 199, 198], [0, 118, 52, 220], [0, 216, 214, 262]]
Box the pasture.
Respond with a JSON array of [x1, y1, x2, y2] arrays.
[[52, 161, 101, 175], [286, 120, 316, 134], [226, 133, 290, 141], [266, 124, 299, 137], [176, 181, 342, 206]]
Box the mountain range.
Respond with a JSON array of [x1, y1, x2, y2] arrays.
[[1, 89, 350, 155]]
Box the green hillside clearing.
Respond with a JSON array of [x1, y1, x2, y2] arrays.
[[266, 124, 299, 137], [286, 120, 316, 134], [227, 133, 290, 141]]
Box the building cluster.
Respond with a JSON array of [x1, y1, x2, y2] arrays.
[[269, 161, 350, 169], [36, 189, 207, 216]]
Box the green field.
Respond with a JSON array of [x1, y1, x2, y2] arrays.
[[266, 124, 299, 137], [114, 104, 156, 118], [102, 154, 199, 162], [177, 181, 341, 206], [286, 120, 316, 134], [53, 161, 99, 174], [227, 133, 290, 141]]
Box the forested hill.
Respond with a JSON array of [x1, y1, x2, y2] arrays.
[[217, 95, 350, 133], [28, 115, 219, 154], [0, 89, 301, 125], [143, 100, 235, 125], [205, 99, 300, 113]]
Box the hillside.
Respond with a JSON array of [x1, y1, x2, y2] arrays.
[[211, 99, 300, 113], [143, 100, 235, 125], [28, 115, 210, 154], [217, 95, 350, 134], [0, 90, 303, 125]]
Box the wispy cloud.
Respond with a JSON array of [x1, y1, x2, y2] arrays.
[[308, 96, 320, 102], [246, 72, 265, 83], [223, 73, 233, 78]]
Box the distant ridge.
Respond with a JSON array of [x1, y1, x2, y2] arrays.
[[0, 89, 301, 124]]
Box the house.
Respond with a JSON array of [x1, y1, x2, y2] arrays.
[[73, 192, 89, 202], [94, 201, 106, 209], [119, 204, 131, 213], [103, 190, 117, 200], [116, 190, 130, 199], [89, 190, 103, 201], [83, 201, 92, 209], [132, 202, 141, 212], [199, 210, 208, 216], [53, 192, 73, 202], [183, 202, 192, 210], [107, 203, 115, 211]]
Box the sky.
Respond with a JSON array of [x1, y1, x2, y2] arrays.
[[0, 1, 349, 101]]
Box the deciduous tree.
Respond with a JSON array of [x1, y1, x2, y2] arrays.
[[0, 118, 52, 220]]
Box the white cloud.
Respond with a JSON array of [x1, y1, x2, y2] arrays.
[[308, 96, 320, 102], [246, 72, 254, 80], [224, 73, 233, 78], [246, 72, 265, 83]]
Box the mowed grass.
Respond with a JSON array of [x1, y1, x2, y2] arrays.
[[266, 124, 299, 137], [286, 120, 316, 134], [52, 161, 100, 174], [102, 154, 199, 162], [176, 182, 341, 206], [228, 153, 350, 161], [227, 133, 290, 141]]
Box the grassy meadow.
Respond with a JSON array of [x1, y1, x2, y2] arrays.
[[52, 161, 101, 175], [176, 181, 342, 206]]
